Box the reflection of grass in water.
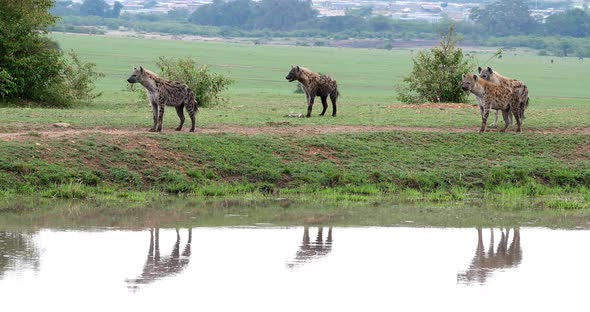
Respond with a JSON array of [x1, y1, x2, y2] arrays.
[[0, 194, 589, 230], [0, 231, 40, 278]]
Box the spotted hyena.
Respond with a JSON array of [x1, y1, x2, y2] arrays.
[[127, 67, 198, 132], [478, 67, 529, 124], [461, 74, 522, 133], [285, 65, 339, 117]]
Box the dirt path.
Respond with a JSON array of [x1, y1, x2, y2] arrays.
[[1, 124, 590, 141]]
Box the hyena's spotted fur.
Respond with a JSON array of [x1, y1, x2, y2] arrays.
[[127, 67, 198, 132], [285, 65, 339, 117], [462, 74, 522, 133], [478, 67, 529, 124]]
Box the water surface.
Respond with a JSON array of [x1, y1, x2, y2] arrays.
[[1, 226, 588, 311]]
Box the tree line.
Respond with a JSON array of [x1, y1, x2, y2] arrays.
[[51, 0, 590, 38]]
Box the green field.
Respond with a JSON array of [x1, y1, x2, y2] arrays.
[[0, 33, 589, 211], [0, 33, 589, 130]]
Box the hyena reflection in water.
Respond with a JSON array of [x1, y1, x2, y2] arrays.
[[457, 228, 522, 285], [126, 228, 192, 290], [286, 226, 333, 268]]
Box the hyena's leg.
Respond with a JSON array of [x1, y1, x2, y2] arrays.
[[480, 107, 490, 133], [500, 109, 511, 132], [512, 103, 522, 133], [319, 96, 328, 116], [477, 98, 484, 119], [306, 95, 315, 118], [150, 102, 158, 132], [156, 104, 165, 132], [492, 110, 499, 128], [175, 105, 185, 131], [330, 93, 337, 117], [187, 101, 196, 132]]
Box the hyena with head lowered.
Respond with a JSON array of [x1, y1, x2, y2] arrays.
[[285, 65, 339, 117], [127, 67, 198, 132], [461, 74, 522, 133], [478, 66, 529, 123]]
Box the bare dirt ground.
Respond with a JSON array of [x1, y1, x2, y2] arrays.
[[1, 124, 589, 142]]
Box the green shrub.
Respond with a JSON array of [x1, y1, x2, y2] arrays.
[[395, 25, 474, 104], [0, 68, 17, 98], [156, 56, 233, 107], [62, 50, 105, 102], [0, 1, 103, 107]]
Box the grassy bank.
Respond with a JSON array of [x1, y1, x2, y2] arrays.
[[0, 131, 588, 208]]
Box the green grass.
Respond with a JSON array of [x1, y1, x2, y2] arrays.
[[0, 33, 589, 131], [0, 132, 588, 204], [0, 33, 588, 212]]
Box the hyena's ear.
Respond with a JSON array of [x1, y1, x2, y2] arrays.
[[477, 66, 482, 73], [140, 66, 144, 74], [487, 66, 493, 74], [473, 74, 478, 80], [462, 74, 465, 79], [295, 65, 300, 71]]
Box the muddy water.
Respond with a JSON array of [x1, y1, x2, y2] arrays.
[[1, 227, 588, 311]]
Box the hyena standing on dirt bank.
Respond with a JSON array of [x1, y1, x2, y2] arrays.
[[285, 65, 339, 117], [478, 66, 529, 123], [127, 67, 198, 132], [461, 74, 522, 133]]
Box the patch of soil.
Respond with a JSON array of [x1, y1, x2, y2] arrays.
[[386, 103, 476, 110], [1, 124, 589, 142], [305, 146, 340, 164]]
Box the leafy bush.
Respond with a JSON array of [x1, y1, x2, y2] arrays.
[[0, 1, 103, 107], [129, 56, 233, 107], [395, 25, 474, 104], [62, 50, 105, 102], [0, 68, 17, 98]]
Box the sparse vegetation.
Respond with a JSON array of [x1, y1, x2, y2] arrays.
[[395, 25, 474, 104]]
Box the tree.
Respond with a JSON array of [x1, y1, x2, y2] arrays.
[[319, 16, 366, 32], [470, 0, 539, 36], [253, 0, 317, 30], [0, 0, 103, 106], [395, 25, 474, 104], [110, 1, 123, 18], [190, 0, 254, 28], [544, 9, 590, 37], [189, 0, 317, 31], [0, 0, 60, 100], [79, 0, 109, 17], [369, 15, 392, 32], [79, 0, 123, 18], [50, 0, 76, 16]]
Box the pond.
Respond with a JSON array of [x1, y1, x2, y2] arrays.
[[1, 225, 589, 311]]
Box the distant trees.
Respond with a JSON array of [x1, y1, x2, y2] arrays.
[[253, 0, 317, 30], [189, 0, 317, 30], [190, 0, 254, 28], [79, 0, 123, 18], [469, 0, 539, 36], [544, 8, 590, 37]]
